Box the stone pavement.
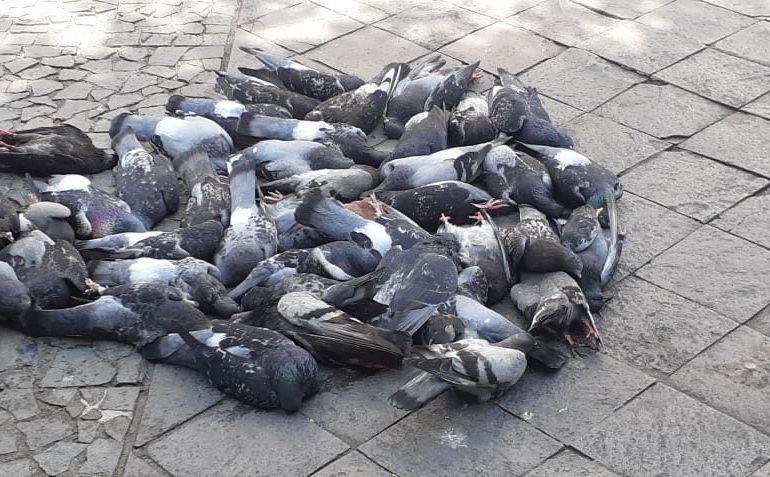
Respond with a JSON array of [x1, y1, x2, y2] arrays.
[[2, 0, 770, 475]]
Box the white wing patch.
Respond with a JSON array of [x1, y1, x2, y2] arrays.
[[213, 100, 246, 118], [47, 174, 91, 192], [554, 149, 590, 170]]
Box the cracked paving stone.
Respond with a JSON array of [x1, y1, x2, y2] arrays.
[[116, 352, 144, 383], [681, 112, 770, 177], [77, 438, 122, 475], [595, 83, 731, 140], [174, 34, 203, 46], [638, 225, 770, 323], [0, 425, 18, 454], [580, 21, 702, 74], [120, 73, 157, 93], [498, 353, 654, 442], [41, 55, 75, 68], [19, 65, 59, 80], [671, 326, 770, 434], [301, 369, 411, 445], [5, 57, 38, 74], [104, 414, 131, 440], [91, 89, 113, 101], [143, 65, 177, 78], [0, 329, 38, 372], [118, 46, 150, 62], [33, 441, 87, 476], [38, 388, 78, 407], [146, 400, 349, 476], [527, 450, 618, 477], [601, 277, 737, 375], [521, 48, 643, 112], [361, 393, 561, 476], [0, 388, 40, 420], [574, 384, 770, 477], [658, 48, 770, 108], [17, 412, 75, 449], [106, 32, 141, 47], [507, 0, 621, 46], [53, 82, 93, 100], [637, 0, 755, 44], [313, 451, 392, 477], [85, 71, 126, 90], [40, 347, 116, 387], [182, 45, 225, 60], [147, 46, 188, 66], [622, 149, 768, 222], [124, 453, 165, 477], [29, 79, 63, 96], [563, 113, 670, 174], [22, 45, 62, 57], [77, 420, 99, 444], [142, 34, 177, 47], [441, 23, 564, 75], [376, 1, 492, 50], [0, 460, 33, 477], [572, 0, 672, 19], [113, 59, 144, 72], [135, 364, 224, 446], [712, 190, 770, 249]]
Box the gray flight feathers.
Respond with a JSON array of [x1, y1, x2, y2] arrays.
[[17, 283, 210, 346], [242, 47, 364, 101], [294, 188, 393, 257], [109, 112, 234, 171], [375, 141, 498, 192], [389, 333, 534, 410], [384, 55, 448, 139], [304, 63, 407, 134], [269, 291, 412, 369], [0, 125, 115, 175], [0, 261, 32, 318], [16, 201, 76, 243], [456, 265, 488, 304], [214, 71, 320, 119], [343, 197, 431, 250], [424, 60, 480, 111], [482, 145, 569, 218], [323, 234, 460, 335], [448, 90, 497, 147], [28, 174, 146, 239], [511, 271, 601, 348], [0, 229, 91, 309], [76, 220, 224, 262], [111, 127, 180, 229], [562, 205, 602, 253], [150, 320, 319, 412], [237, 273, 339, 313], [214, 154, 278, 287], [172, 148, 231, 228], [260, 166, 378, 202], [228, 249, 310, 300], [390, 106, 451, 160], [165, 95, 291, 121], [239, 140, 354, 181]]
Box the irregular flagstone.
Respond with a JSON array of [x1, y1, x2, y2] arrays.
[[124, 453, 166, 477], [5, 57, 38, 74], [147, 46, 188, 66], [0, 460, 34, 477], [0, 388, 40, 420], [29, 79, 63, 96], [0, 329, 38, 372], [40, 348, 116, 388], [0, 425, 18, 454], [17, 412, 75, 450], [76, 438, 123, 475], [33, 441, 88, 476], [53, 82, 93, 100]]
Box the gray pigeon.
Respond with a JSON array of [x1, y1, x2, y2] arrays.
[[344, 197, 431, 250], [172, 148, 231, 228], [228, 249, 311, 300], [13, 201, 76, 243], [237, 273, 339, 313], [424, 60, 480, 111], [0, 261, 32, 318], [448, 91, 496, 146], [112, 127, 180, 229], [214, 71, 320, 118], [260, 167, 378, 202], [390, 106, 450, 160], [456, 265, 488, 304], [214, 154, 278, 286], [262, 194, 331, 251], [384, 54, 448, 138], [240, 140, 354, 181]]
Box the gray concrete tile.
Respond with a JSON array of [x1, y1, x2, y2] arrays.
[[237, 0, 302, 25], [360, 394, 562, 476], [146, 400, 349, 476], [623, 149, 768, 222], [248, 2, 362, 53], [716, 21, 770, 66], [670, 326, 770, 434], [444, 0, 543, 19], [520, 48, 642, 111], [498, 353, 654, 442], [712, 190, 770, 249], [310, 0, 389, 23], [540, 95, 583, 126], [227, 27, 295, 75], [703, 0, 770, 16], [637, 0, 755, 43], [526, 450, 618, 476], [563, 114, 670, 174], [681, 112, 770, 177], [300, 369, 410, 445], [754, 462, 770, 477], [307, 26, 430, 80], [574, 384, 770, 477], [601, 276, 737, 374], [743, 92, 770, 119], [595, 83, 731, 140], [375, 1, 493, 50], [637, 225, 770, 322], [440, 23, 564, 75], [658, 48, 770, 107], [748, 306, 770, 338], [312, 451, 393, 477], [580, 21, 702, 74], [507, 0, 621, 46]]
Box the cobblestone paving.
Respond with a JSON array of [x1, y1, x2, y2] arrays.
[[1, 0, 770, 475]]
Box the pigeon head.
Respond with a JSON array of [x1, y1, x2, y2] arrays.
[[337, 73, 366, 92], [0, 278, 32, 317], [90, 209, 147, 237], [383, 117, 405, 139], [418, 312, 465, 345], [529, 292, 572, 334], [268, 348, 319, 412], [519, 119, 574, 149], [497, 332, 536, 353]]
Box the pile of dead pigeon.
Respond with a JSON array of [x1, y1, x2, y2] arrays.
[[0, 49, 623, 412]]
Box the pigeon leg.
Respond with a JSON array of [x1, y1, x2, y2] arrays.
[[264, 191, 284, 204], [0, 141, 13, 148], [472, 199, 510, 211], [367, 193, 384, 217], [581, 318, 602, 349], [564, 334, 587, 357], [0, 129, 14, 138], [471, 69, 483, 82], [84, 278, 104, 296], [439, 213, 451, 225], [468, 211, 485, 225]]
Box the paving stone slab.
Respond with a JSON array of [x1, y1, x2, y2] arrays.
[[0, 329, 38, 372], [716, 21, 770, 67], [147, 46, 188, 66], [226, 27, 294, 75], [77, 437, 122, 475], [498, 353, 654, 442], [238, 0, 303, 25], [526, 450, 618, 476], [124, 453, 166, 477], [748, 305, 770, 338], [703, 0, 770, 16], [307, 26, 430, 80], [0, 424, 18, 454], [301, 369, 410, 445], [540, 95, 582, 126], [376, 1, 492, 50], [572, 0, 674, 18], [637, 0, 755, 44], [53, 82, 92, 100], [441, 23, 564, 75], [670, 326, 770, 434], [0, 388, 39, 420], [637, 225, 770, 322], [623, 149, 768, 222], [658, 48, 770, 107], [712, 190, 770, 248], [755, 462, 770, 477], [743, 92, 770, 119], [521, 48, 642, 112], [134, 364, 224, 446], [601, 276, 736, 374], [681, 112, 770, 177], [40, 347, 116, 387], [443, 0, 542, 18], [248, 2, 362, 54], [507, 0, 621, 46], [17, 412, 74, 450], [360, 394, 562, 476], [146, 400, 348, 476], [310, 0, 389, 23], [0, 460, 33, 477], [574, 384, 770, 477], [33, 441, 87, 476], [580, 21, 702, 74], [595, 83, 730, 140], [313, 451, 393, 477]]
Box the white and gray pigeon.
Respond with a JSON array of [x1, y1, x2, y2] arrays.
[[171, 147, 231, 228], [239, 140, 354, 181], [260, 166, 378, 202], [448, 90, 496, 147], [112, 126, 180, 229], [214, 71, 320, 119], [0, 261, 32, 319], [389, 105, 451, 161]]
